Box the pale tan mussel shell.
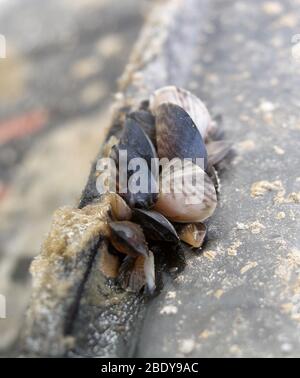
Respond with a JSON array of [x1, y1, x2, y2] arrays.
[[154, 159, 217, 223], [178, 223, 207, 248], [103, 192, 133, 221]]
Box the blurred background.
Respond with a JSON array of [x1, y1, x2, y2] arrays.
[[0, 0, 148, 355]]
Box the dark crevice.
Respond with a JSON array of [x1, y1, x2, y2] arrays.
[[63, 238, 103, 338]]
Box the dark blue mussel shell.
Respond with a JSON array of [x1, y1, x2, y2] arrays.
[[155, 103, 208, 170], [127, 110, 156, 147], [113, 116, 158, 208]]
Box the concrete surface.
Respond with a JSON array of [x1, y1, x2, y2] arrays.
[[1, 0, 300, 358], [135, 0, 300, 357]]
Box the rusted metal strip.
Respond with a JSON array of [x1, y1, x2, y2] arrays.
[[21, 0, 211, 357]]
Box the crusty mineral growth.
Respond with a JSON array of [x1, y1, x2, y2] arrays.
[[22, 0, 211, 357], [23, 201, 111, 356]]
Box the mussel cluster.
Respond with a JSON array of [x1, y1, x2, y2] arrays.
[[99, 86, 231, 294]]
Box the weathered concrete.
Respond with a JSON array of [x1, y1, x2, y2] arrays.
[[136, 0, 300, 358]]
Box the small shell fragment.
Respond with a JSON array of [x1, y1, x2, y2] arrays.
[[178, 223, 207, 248]]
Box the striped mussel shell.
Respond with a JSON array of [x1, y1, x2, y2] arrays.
[[153, 159, 217, 223]]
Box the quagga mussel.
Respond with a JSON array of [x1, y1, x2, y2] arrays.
[[97, 86, 232, 294]]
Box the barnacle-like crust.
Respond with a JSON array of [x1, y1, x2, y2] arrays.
[[33, 199, 111, 264], [25, 198, 113, 356]]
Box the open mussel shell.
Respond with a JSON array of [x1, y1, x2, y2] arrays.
[[154, 159, 217, 223], [155, 103, 208, 170], [206, 140, 233, 169], [114, 116, 159, 208], [177, 223, 207, 248], [132, 208, 179, 243], [109, 221, 149, 257], [150, 85, 211, 140], [118, 251, 155, 293]]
